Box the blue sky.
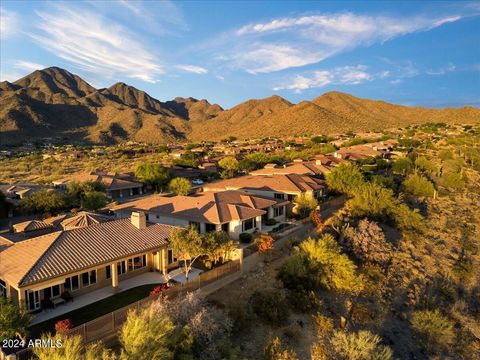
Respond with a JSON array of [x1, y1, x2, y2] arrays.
[[1, 0, 479, 108]]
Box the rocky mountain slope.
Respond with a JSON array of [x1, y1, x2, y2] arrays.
[[1, 67, 479, 144]]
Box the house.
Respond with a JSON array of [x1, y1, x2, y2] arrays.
[[52, 171, 143, 199], [0, 213, 175, 312], [202, 174, 326, 212], [109, 190, 289, 240], [249, 158, 332, 177]]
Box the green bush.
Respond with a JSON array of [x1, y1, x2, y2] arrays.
[[265, 218, 278, 226], [286, 290, 322, 313], [410, 309, 455, 354], [239, 232, 253, 244], [402, 173, 435, 198], [249, 291, 290, 326]]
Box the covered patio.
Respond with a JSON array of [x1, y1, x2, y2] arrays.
[[31, 271, 167, 325]]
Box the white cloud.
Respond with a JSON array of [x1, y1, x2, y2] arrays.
[[426, 62, 456, 75], [176, 64, 209, 74], [274, 65, 372, 92], [229, 12, 462, 73], [14, 60, 45, 72], [29, 4, 163, 83], [0, 7, 18, 38]]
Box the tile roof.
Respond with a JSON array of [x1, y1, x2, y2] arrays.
[[110, 190, 286, 224], [203, 174, 325, 194], [13, 220, 53, 233], [0, 219, 173, 287], [53, 173, 142, 191], [250, 161, 331, 176], [60, 211, 112, 230]]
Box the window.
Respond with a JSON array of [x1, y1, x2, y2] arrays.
[[106, 265, 111, 279], [0, 280, 6, 298], [44, 285, 60, 299], [205, 223, 216, 232], [168, 249, 177, 264], [221, 223, 229, 232], [274, 206, 284, 217], [243, 218, 255, 231], [188, 221, 200, 231], [81, 270, 97, 287], [64, 275, 79, 292], [274, 193, 285, 199], [287, 194, 295, 201], [117, 261, 126, 275], [127, 255, 147, 271]]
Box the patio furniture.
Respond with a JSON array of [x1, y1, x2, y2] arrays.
[[52, 297, 65, 308], [61, 291, 73, 302]]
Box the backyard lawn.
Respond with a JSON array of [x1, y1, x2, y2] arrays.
[[29, 283, 162, 338]]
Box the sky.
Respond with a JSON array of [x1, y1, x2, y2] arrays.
[[0, 0, 479, 109]]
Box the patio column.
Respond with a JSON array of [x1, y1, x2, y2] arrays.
[[111, 263, 119, 289], [268, 207, 274, 219], [161, 248, 168, 275], [256, 215, 262, 231], [17, 288, 25, 309]]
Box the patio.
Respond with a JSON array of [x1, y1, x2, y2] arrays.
[[30, 271, 167, 325]]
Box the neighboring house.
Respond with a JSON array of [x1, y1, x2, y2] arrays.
[[52, 171, 143, 199], [0, 213, 175, 312], [202, 174, 326, 212], [12, 220, 53, 234], [331, 140, 398, 161], [249, 158, 331, 177], [110, 190, 289, 240]]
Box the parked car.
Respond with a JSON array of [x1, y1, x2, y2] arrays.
[[192, 179, 204, 185]]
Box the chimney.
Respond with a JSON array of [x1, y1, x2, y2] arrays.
[[131, 211, 146, 230]]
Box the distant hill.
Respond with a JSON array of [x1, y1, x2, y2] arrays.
[[1, 67, 479, 144]]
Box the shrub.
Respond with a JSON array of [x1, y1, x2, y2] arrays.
[[265, 218, 277, 226], [310, 209, 322, 228], [392, 157, 414, 175], [249, 291, 290, 326], [402, 173, 435, 198], [313, 314, 334, 339], [239, 232, 253, 244], [286, 290, 322, 313], [410, 309, 455, 354], [255, 233, 274, 253], [293, 193, 318, 219], [331, 330, 393, 360], [55, 319, 72, 334], [264, 337, 298, 360], [168, 177, 191, 196], [150, 284, 169, 297], [325, 163, 364, 196], [344, 219, 393, 266]]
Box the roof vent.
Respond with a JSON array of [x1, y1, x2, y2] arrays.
[[131, 211, 146, 230]]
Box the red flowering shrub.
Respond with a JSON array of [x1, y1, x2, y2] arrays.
[[55, 319, 72, 334], [150, 284, 169, 297], [255, 234, 274, 253], [310, 210, 322, 228]]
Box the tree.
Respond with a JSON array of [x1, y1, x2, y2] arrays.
[[415, 156, 437, 174], [344, 219, 393, 266], [33, 333, 114, 360], [331, 330, 393, 360], [0, 298, 31, 341], [67, 181, 107, 209], [169, 225, 204, 281], [325, 163, 365, 196], [134, 163, 171, 192], [264, 337, 298, 360], [202, 231, 237, 266], [249, 291, 290, 326], [119, 302, 175, 360], [255, 233, 274, 253], [410, 309, 455, 354], [83, 191, 108, 210], [168, 177, 191, 196], [402, 173, 435, 198], [19, 190, 66, 214], [218, 157, 239, 179], [392, 157, 414, 175], [279, 235, 361, 293], [293, 193, 318, 218]]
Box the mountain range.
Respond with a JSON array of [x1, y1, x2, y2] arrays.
[[1, 67, 479, 145]]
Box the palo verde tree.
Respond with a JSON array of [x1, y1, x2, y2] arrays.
[[325, 163, 365, 196], [293, 193, 318, 219], [169, 225, 204, 281], [168, 177, 191, 196], [134, 163, 171, 192], [218, 157, 239, 179]]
